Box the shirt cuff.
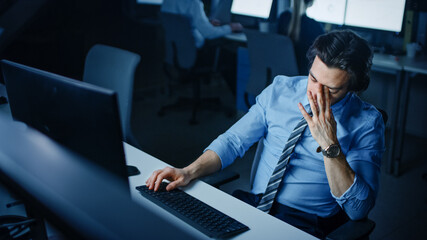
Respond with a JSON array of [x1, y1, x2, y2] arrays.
[[224, 25, 232, 34], [332, 174, 370, 206], [204, 138, 233, 170]]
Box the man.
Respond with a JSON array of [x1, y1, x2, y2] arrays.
[[146, 30, 385, 238], [161, 0, 243, 49]]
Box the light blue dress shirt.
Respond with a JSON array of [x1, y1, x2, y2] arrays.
[[161, 0, 232, 48], [206, 75, 385, 220]]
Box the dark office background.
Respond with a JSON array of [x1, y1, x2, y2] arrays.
[[0, 0, 427, 239]]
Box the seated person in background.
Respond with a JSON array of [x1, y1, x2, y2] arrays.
[[147, 30, 385, 238], [278, 0, 325, 75], [161, 0, 243, 49], [161, 0, 242, 95]]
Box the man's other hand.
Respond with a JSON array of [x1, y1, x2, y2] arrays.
[[146, 167, 191, 192], [210, 18, 221, 26], [230, 22, 243, 33]]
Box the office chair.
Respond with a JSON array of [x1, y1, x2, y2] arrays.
[[159, 12, 230, 125], [244, 29, 299, 108], [205, 108, 388, 240], [83, 44, 141, 148]]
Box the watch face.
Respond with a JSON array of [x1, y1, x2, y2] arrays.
[[327, 145, 340, 157], [322, 144, 340, 158]]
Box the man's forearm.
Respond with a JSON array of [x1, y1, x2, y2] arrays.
[[324, 153, 355, 197], [184, 150, 222, 181]]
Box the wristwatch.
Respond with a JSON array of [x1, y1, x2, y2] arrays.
[[321, 144, 341, 158]]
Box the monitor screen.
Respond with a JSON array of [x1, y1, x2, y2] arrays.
[[231, 0, 273, 19], [306, 0, 346, 25], [344, 0, 406, 32], [1, 60, 130, 187], [136, 0, 163, 5]]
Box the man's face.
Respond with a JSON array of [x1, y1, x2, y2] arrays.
[[307, 56, 350, 105]]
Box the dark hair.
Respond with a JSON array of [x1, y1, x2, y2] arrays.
[[306, 29, 373, 92]]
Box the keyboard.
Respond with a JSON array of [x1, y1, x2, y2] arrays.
[[136, 182, 249, 238]]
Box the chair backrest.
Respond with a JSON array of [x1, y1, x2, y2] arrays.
[[245, 29, 299, 97], [250, 108, 389, 189], [160, 12, 197, 70], [83, 44, 140, 146]]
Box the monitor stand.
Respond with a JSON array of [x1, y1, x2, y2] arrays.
[[0, 84, 7, 105]]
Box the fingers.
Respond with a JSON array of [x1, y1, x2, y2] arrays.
[[324, 86, 332, 118], [324, 85, 331, 108], [307, 91, 318, 117], [146, 167, 186, 192], [154, 170, 167, 191], [166, 180, 182, 191], [146, 169, 161, 190], [146, 167, 172, 191], [317, 86, 325, 115], [298, 102, 312, 124]]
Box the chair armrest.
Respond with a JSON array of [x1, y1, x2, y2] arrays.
[[200, 170, 240, 188], [326, 218, 375, 240]]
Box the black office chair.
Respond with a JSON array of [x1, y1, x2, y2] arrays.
[[204, 108, 388, 240], [244, 29, 299, 108], [158, 12, 230, 125]]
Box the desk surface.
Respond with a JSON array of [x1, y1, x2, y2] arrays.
[[371, 53, 427, 74], [225, 32, 247, 43], [124, 143, 318, 240]]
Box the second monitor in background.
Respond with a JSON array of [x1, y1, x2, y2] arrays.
[[230, 0, 274, 28], [307, 0, 407, 32], [231, 0, 273, 19]]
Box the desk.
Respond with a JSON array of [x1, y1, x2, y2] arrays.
[[225, 32, 247, 43], [124, 143, 318, 240]]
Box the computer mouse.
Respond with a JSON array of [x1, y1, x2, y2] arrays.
[[127, 165, 140, 176]]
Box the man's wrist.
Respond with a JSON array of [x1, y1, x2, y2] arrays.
[[321, 143, 341, 158]]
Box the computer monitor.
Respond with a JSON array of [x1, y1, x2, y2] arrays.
[[344, 0, 406, 32], [136, 0, 162, 5], [0, 115, 199, 239], [1, 59, 130, 187], [306, 0, 346, 25], [307, 0, 406, 33], [230, 0, 273, 19]]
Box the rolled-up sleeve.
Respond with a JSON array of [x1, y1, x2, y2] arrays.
[[333, 110, 385, 220], [192, 1, 231, 41], [332, 174, 375, 220], [205, 79, 277, 169]]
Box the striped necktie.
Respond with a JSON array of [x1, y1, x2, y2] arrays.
[[257, 114, 310, 212]]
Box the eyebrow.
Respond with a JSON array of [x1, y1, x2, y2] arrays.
[[309, 71, 342, 90]]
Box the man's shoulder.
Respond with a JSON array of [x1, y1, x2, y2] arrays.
[[347, 94, 385, 126], [272, 75, 307, 90]]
